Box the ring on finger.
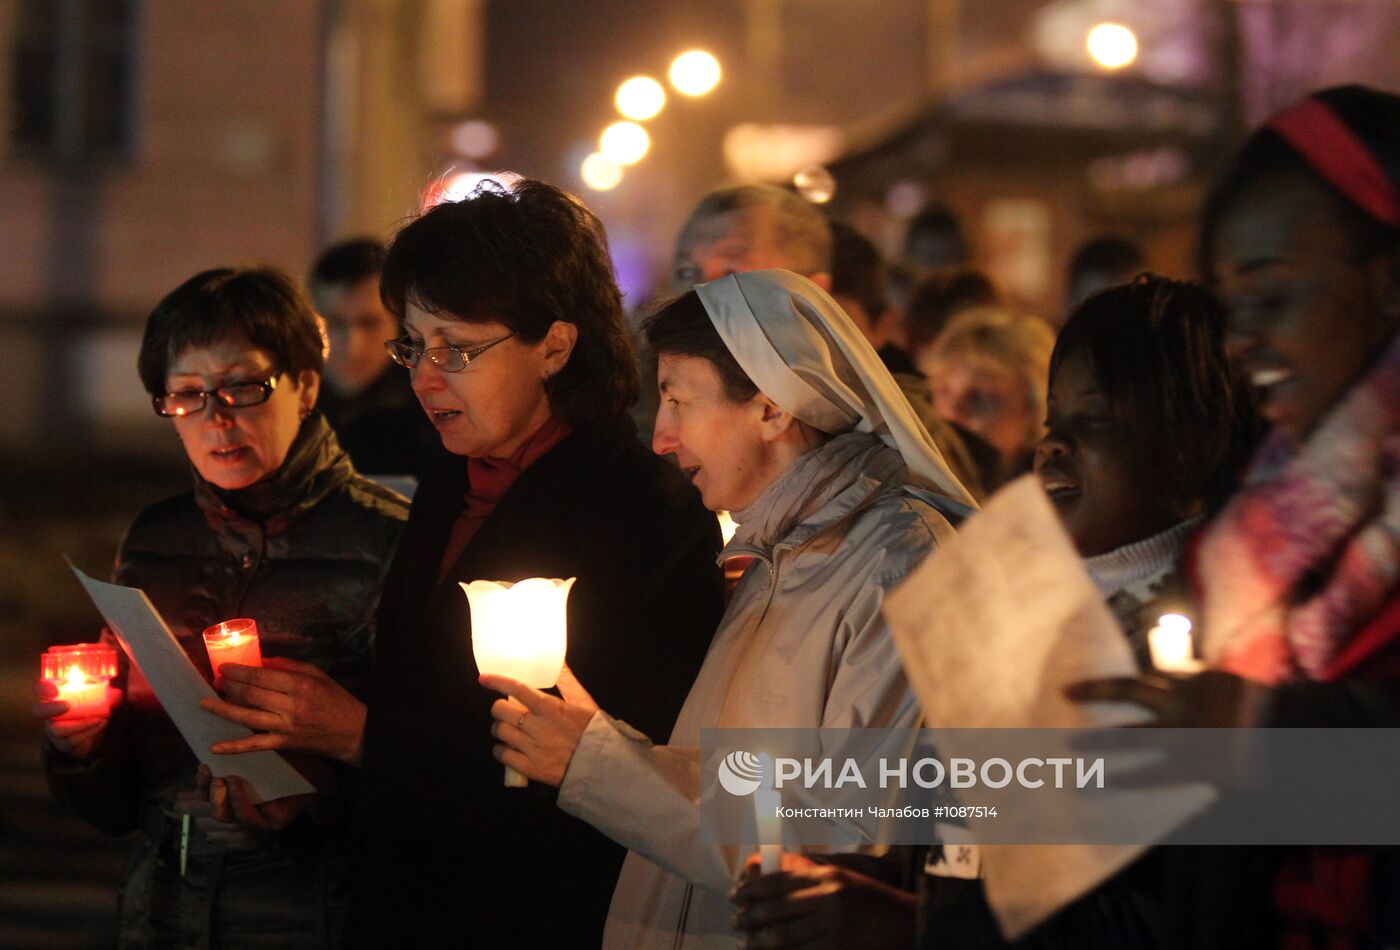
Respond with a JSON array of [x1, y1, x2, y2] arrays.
[[516, 712, 528, 731]]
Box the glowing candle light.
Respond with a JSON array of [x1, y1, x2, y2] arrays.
[[201, 618, 264, 677], [1147, 613, 1202, 673], [1086, 22, 1138, 70], [754, 752, 783, 873], [716, 510, 738, 545], [40, 643, 118, 719], [462, 577, 575, 787]]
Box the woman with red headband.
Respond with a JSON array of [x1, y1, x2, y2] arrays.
[[1070, 85, 1400, 948]]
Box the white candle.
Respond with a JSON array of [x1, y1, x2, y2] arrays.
[[1148, 613, 1203, 673], [462, 578, 575, 787], [754, 752, 782, 873]]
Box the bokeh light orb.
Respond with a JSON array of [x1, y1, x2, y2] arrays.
[[793, 165, 836, 204], [669, 50, 721, 97], [580, 152, 623, 191], [1086, 22, 1138, 70], [599, 121, 650, 165], [615, 76, 666, 121], [449, 120, 499, 159]]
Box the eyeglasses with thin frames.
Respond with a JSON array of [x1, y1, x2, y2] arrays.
[[384, 332, 516, 373], [153, 375, 281, 418]]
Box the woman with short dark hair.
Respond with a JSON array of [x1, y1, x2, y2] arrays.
[[202, 179, 725, 947], [37, 266, 409, 948]]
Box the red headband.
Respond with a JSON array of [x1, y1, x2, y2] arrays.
[[1268, 98, 1400, 227]]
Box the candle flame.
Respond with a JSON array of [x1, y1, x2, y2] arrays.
[[64, 665, 86, 687], [1157, 613, 1192, 636]]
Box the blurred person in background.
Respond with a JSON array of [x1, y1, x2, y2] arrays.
[[830, 220, 989, 499], [1069, 84, 1400, 949], [903, 265, 1000, 366], [732, 274, 1261, 950], [1064, 234, 1147, 314], [671, 183, 832, 291], [200, 180, 724, 948], [903, 204, 971, 270], [922, 307, 1057, 488], [483, 269, 973, 949], [309, 237, 435, 479], [34, 267, 409, 948]]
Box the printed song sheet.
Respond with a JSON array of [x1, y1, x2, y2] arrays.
[[70, 564, 315, 804], [884, 476, 1214, 940]]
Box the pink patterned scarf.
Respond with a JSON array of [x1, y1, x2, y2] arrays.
[[1196, 332, 1400, 683]]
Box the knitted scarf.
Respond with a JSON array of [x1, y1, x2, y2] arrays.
[[1196, 331, 1400, 683]]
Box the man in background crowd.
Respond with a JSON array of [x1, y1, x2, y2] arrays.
[[310, 238, 435, 478]]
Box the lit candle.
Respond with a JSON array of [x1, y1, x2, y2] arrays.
[[462, 577, 575, 787], [716, 510, 739, 545], [201, 618, 264, 677], [754, 752, 782, 873], [40, 643, 118, 719], [1147, 613, 1203, 673]]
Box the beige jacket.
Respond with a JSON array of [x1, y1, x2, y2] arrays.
[[557, 433, 962, 949]]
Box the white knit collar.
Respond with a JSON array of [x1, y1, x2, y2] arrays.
[[1083, 517, 1201, 600]]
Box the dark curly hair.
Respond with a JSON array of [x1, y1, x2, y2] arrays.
[[1052, 274, 1264, 514], [138, 267, 324, 395], [379, 178, 639, 423]]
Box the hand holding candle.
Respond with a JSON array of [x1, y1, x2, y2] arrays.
[[38, 644, 119, 720], [34, 643, 120, 759], [481, 665, 599, 788], [462, 577, 574, 787], [202, 619, 264, 677]]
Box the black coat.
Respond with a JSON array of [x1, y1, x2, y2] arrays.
[[317, 365, 438, 478], [350, 415, 724, 948], [45, 417, 409, 949]]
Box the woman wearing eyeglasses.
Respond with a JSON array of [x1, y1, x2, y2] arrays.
[[36, 266, 409, 948], [197, 179, 725, 947]]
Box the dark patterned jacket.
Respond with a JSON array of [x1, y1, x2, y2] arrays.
[[46, 415, 407, 949]]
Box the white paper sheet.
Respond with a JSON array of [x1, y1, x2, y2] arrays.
[[70, 564, 315, 804], [883, 476, 1214, 940]]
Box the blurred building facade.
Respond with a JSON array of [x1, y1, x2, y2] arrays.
[[1, 0, 1397, 464], [0, 0, 479, 463]]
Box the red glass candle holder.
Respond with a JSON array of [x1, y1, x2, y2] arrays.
[[201, 618, 264, 677], [40, 643, 119, 719]]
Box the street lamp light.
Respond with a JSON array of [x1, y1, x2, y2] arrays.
[[616, 76, 666, 121], [580, 152, 623, 191], [600, 121, 650, 165], [669, 50, 721, 96]]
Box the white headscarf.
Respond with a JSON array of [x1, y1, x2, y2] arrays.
[[695, 269, 977, 507]]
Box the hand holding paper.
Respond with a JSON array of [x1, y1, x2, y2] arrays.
[[201, 657, 367, 766], [882, 477, 1215, 940], [69, 563, 314, 804]]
